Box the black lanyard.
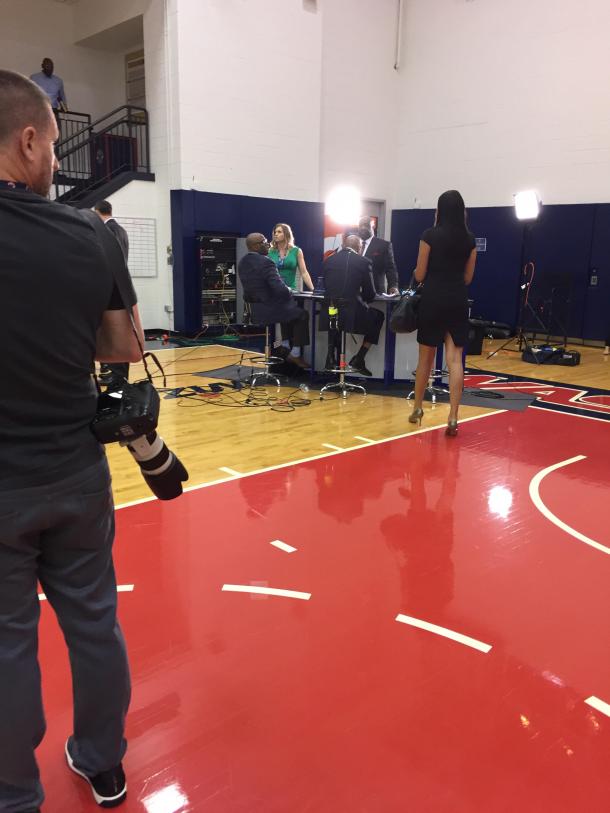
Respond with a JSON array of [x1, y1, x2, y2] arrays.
[[0, 181, 29, 191]]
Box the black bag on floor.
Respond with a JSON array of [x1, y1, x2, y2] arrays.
[[390, 287, 421, 334]]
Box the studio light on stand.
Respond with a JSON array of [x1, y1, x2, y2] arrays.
[[325, 185, 362, 226], [487, 189, 544, 362], [514, 189, 541, 221]]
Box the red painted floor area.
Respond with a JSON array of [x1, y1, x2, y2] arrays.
[[36, 409, 610, 812]]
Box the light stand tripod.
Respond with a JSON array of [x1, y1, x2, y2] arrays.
[[487, 256, 548, 365]]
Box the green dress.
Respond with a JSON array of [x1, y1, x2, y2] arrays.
[[269, 245, 300, 290]]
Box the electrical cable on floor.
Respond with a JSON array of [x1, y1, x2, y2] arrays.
[[170, 383, 313, 412]]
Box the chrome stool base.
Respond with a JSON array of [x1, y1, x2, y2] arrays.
[[320, 379, 366, 399], [246, 326, 283, 389], [407, 368, 449, 404], [320, 359, 366, 402], [250, 371, 282, 389], [321, 313, 367, 400]]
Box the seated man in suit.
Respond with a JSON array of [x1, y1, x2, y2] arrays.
[[358, 215, 400, 295], [322, 233, 385, 376], [238, 232, 309, 369]]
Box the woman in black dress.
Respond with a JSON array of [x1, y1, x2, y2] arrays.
[[408, 190, 477, 435]]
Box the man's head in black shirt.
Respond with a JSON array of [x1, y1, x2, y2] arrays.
[[0, 69, 59, 197]]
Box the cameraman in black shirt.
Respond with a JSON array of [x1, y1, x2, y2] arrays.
[[0, 70, 143, 812]]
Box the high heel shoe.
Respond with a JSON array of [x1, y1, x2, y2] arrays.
[[445, 419, 458, 437], [408, 407, 424, 426]]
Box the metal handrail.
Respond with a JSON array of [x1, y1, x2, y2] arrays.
[[56, 105, 148, 159], [53, 104, 151, 206]]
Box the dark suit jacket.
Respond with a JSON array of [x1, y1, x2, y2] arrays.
[[321, 249, 376, 334], [363, 235, 398, 293], [106, 218, 129, 261], [238, 251, 302, 325]]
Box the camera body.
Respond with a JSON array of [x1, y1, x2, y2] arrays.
[[92, 380, 188, 500], [91, 380, 160, 443]]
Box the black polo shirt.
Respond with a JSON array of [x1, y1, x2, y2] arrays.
[[0, 187, 137, 489]]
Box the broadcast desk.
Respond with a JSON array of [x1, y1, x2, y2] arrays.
[[294, 292, 443, 386]]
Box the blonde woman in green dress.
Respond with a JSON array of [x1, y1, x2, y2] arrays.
[[268, 223, 313, 365], [269, 223, 314, 292]]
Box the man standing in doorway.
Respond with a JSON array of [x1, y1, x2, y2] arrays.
[[95, 200, 131, 389], [30, 58, 67, 123], [358, 215, 400, 295]]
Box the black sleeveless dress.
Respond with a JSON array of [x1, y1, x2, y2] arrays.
[[416, 225, 475, 347]]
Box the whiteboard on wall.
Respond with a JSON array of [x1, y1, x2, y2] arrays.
[[117, 217, 158, 278]]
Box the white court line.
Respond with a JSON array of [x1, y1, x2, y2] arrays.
[[115, 409, 505, 510], [395, 613, 492, 654], [38, 584, 134, 602], [585, 696, 610, 717], [218, 466, 242, 476], [322, 443, 343, 451], [270, 540, 297, 553], [354, 436, 374, 443], [222, 584, 311, 600], [529, 455, 610, 556]]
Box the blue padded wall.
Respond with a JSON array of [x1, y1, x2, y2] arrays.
[[391, 203, 610, 341], [171, 191, 610, 340], [171, 190, 324, 333], [583, 205, 610, 341], [391, 206, 523, 327]]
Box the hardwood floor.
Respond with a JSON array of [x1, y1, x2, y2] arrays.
[[468, 337, 610, 389], [106, 341, 609, 505]]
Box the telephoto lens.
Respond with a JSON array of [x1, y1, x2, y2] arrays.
[[125, 432, 188, 500]]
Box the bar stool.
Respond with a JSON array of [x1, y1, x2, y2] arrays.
[[407, 367, 449, 404], [244, 300, 283, 388], [320, 300, 366, 400]]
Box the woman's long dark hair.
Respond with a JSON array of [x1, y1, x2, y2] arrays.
[[436, 190, 467, 230]]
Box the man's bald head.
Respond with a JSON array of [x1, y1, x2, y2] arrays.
[[0, 70, 53, 147], [344, 234, 362, 253], [0, 70, 58, 196], [246, 232, 269, 254]]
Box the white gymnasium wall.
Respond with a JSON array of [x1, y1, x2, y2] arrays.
[[104, 0, 181, 330], [172, 0, 323, 201], [396, 0, 610, 209], [73, 0, 149, 43], [319, 0, 401, 236], [105, 0, 403, 323], [106, 180, 174, 330], [0, 0, 125, 120]]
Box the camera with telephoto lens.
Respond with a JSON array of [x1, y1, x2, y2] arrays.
[[91, 380, 188, 500]]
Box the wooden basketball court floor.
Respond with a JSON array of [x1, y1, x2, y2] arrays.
[[35, 340, 610, 812]]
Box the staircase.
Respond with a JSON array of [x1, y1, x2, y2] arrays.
[[53, 105, 154, 208]]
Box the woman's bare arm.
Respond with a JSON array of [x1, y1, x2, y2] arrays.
[[414, 241, 431, 283], [464, 248, 477, 285], [297, 248, 314, 291]]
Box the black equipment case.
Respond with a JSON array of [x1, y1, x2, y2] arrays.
[[521, 346, 581, 366]]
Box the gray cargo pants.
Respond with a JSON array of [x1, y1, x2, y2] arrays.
[[0, 457, 131, 812]]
